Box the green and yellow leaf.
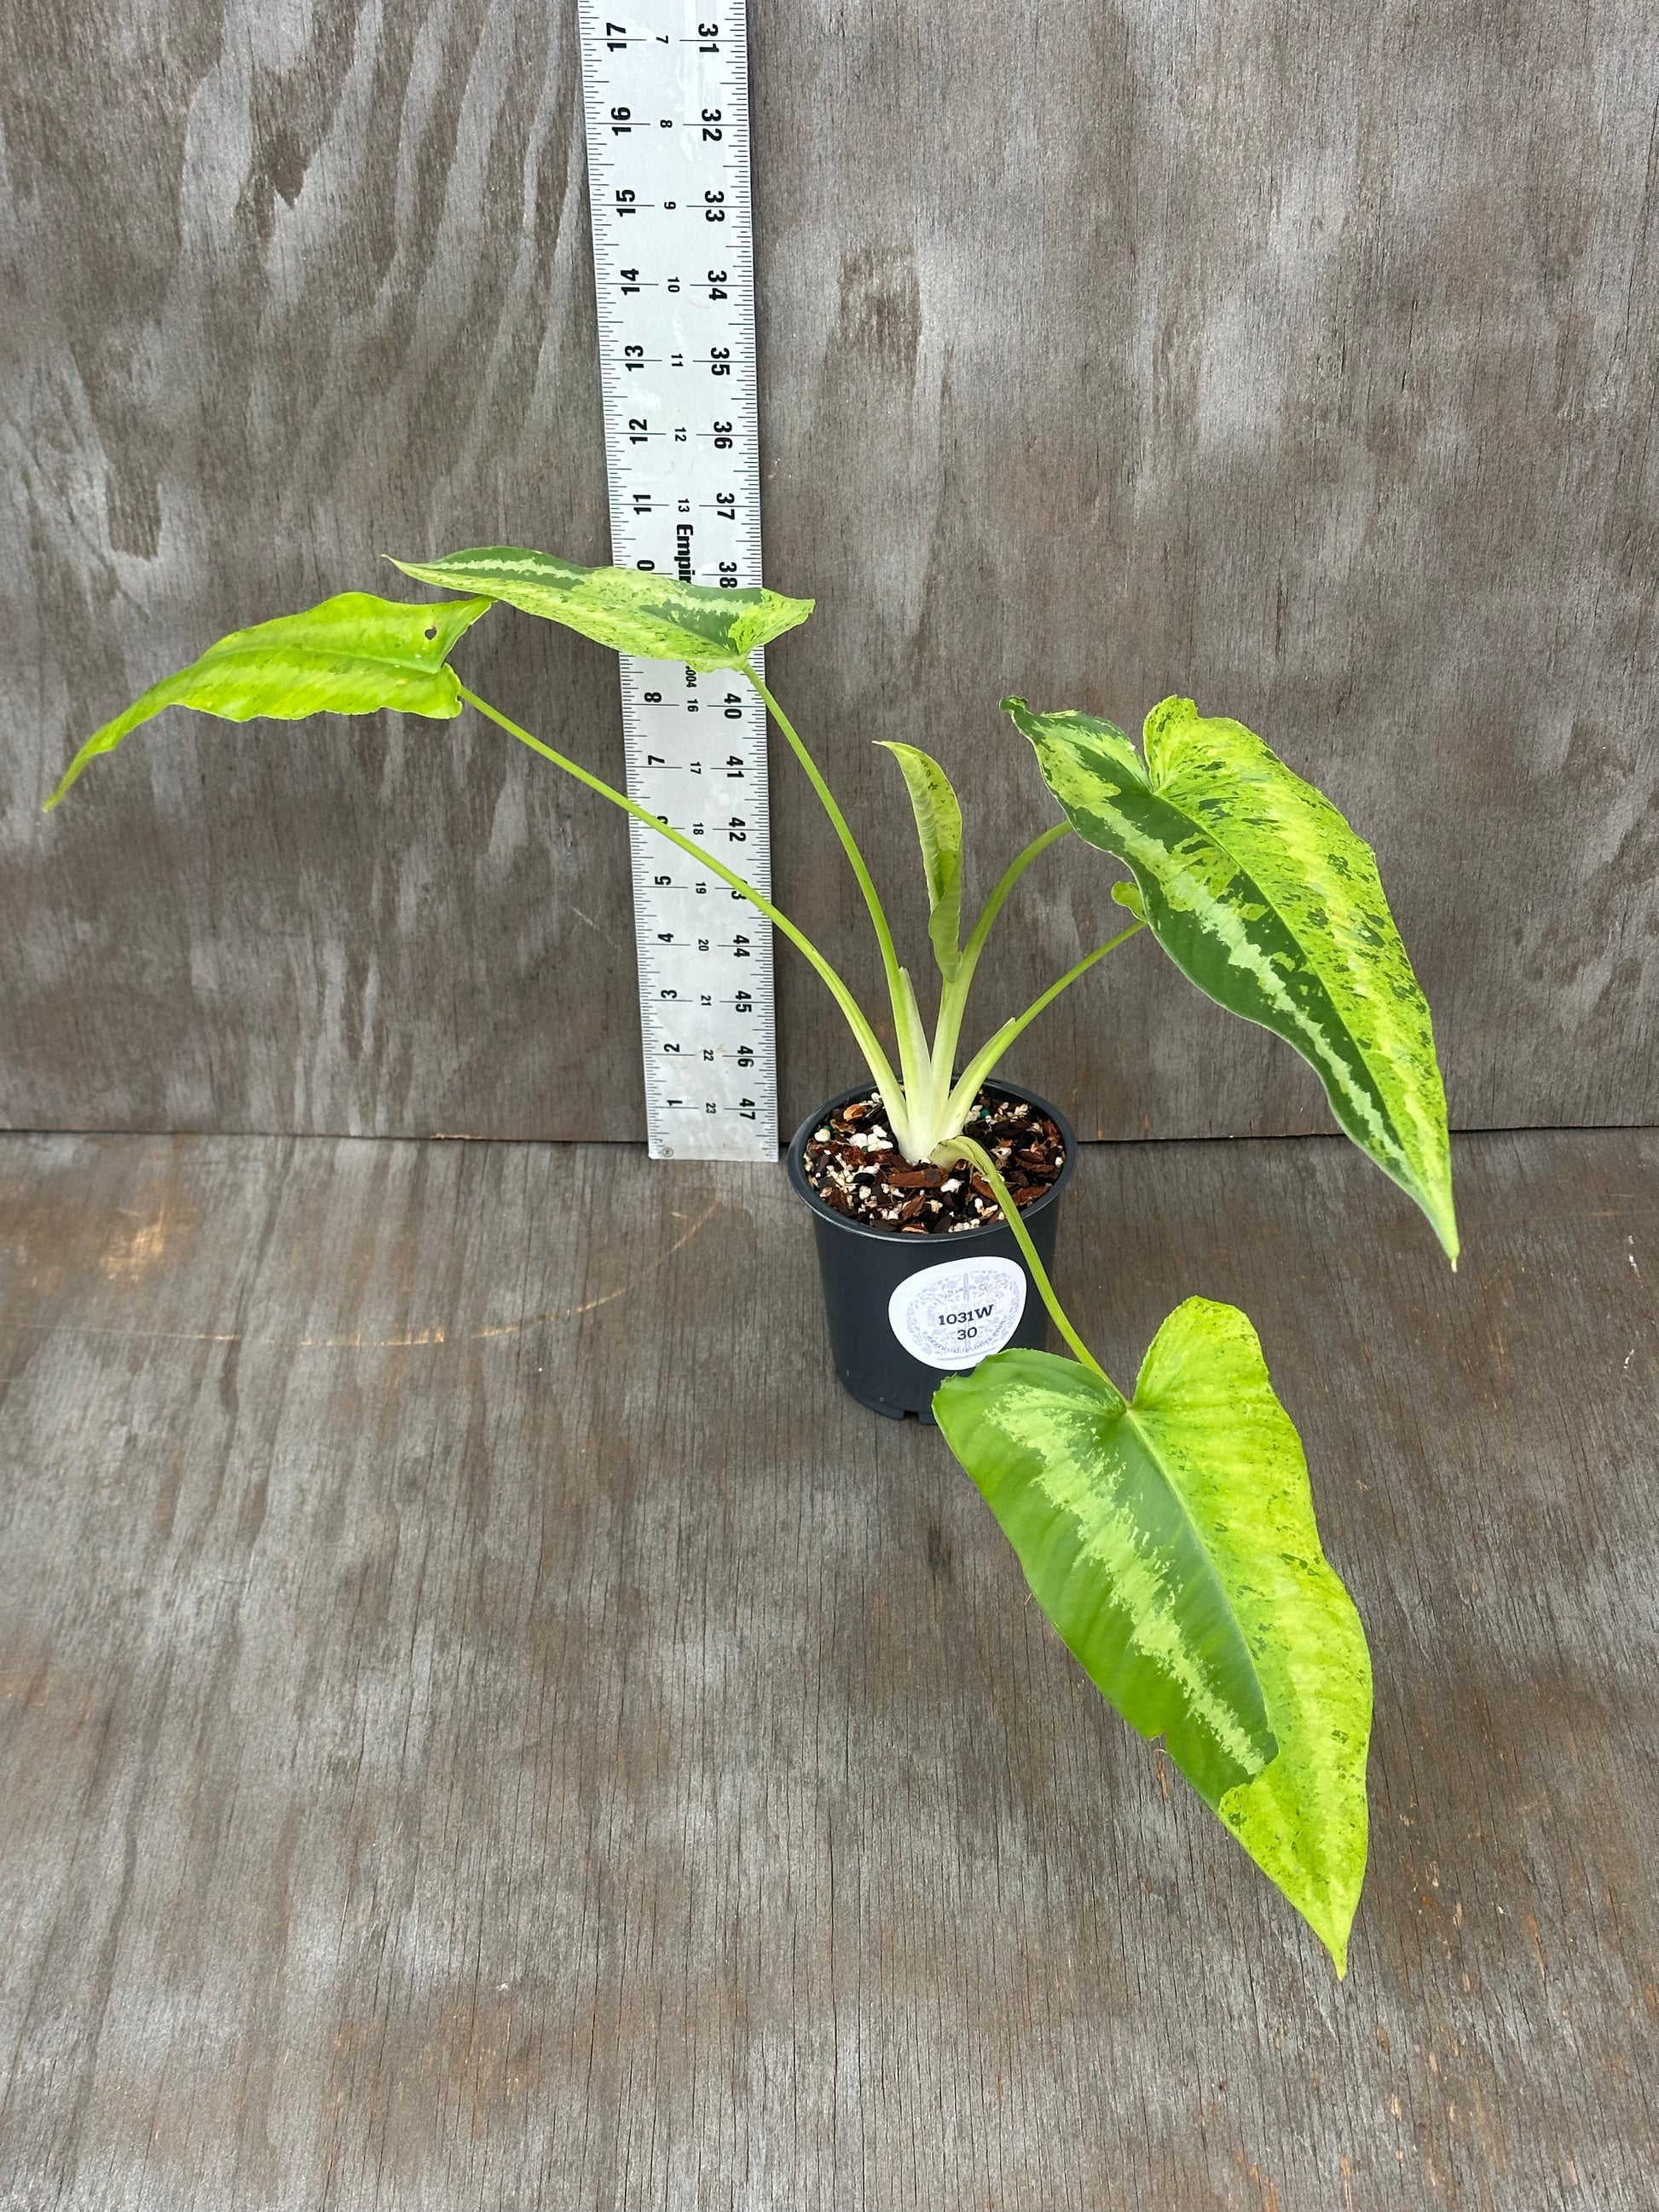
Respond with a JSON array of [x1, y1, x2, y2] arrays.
[[876, 741, 964, 978], [934, 1337, 1278, 1812], [935, 1297, 1372, 1973], [1004, 694, 1457, 1262], [45, 592, 493, 809], [390, 546, 812, 673]]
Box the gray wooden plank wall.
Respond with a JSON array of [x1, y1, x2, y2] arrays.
[[2, 1126, 1654, 2207], [3, 0, 1656, 1142]]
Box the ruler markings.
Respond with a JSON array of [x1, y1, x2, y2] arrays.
[[577, 0, 777, 1161]]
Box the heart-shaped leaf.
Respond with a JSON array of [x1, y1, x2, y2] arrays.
[[389, 546, 812, 673], [45, 592, 493, 809], [876, 741, 964, 979], [935, 1297, 1372, 1973], [1005, 694, 1457, 1262]]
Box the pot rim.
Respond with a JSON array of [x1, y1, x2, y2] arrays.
[[785, 1077, 1078, 1245]]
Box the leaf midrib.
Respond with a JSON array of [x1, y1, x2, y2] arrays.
[[194, 640, 457, 682], [1120, 1401, 1259, 1682], [1057, 1378, 1275, 1780]]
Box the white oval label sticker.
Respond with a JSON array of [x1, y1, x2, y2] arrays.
[[887, 1255, 1028, 1370]]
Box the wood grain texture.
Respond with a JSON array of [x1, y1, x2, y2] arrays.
[[3, 0, 1656, 1140], [1, 1125, 1654, 2208]]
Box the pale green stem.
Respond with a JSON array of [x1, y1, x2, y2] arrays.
[[958, 822, 1073, 980], [457, 684, 908, 1129], [945, 1135, 1107, 1382], [892, 967, 942, 1156], [744, 667, 911, 1042], [929, 823, 1072, 1095], [943, 920, 1147, 1134]]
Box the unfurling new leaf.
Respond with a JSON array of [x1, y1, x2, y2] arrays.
[[1004, 694, 1458, 1263], [44, 592, 494, 809], [934, 1297, 1373, 1973], [876, 741, 965, 979], [389, 546, 813, 673]]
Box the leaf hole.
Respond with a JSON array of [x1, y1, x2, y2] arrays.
[[424, 625, 437, 639]]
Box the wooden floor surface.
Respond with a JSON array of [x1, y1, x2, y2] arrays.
[[0, 1127, 1653, 2210]]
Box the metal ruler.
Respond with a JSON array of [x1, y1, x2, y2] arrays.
[[576, 0, 777, 1161]]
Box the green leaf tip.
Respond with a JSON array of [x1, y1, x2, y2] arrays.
[[1013, 690, 1458, 1264], [935, 1296, 1372, 1974], [44, 590, 494, 810], [388, 546, 812, 673]]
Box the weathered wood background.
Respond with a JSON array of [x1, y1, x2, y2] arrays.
[[3, 0, 1656, 1141], [3, 1126, 1655, 2208]]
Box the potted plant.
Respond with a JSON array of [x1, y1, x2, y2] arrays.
[[47, 547, 1456, 1977]]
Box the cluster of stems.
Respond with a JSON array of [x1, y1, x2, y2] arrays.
[[456, 663, 1142, 1177]]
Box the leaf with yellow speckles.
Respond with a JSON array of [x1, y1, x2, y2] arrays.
[[45, 592, 494, 809], [935, 1298, 1372, 1973], [390, 546, 812, 673], [1003, 694, 1457, 1262]]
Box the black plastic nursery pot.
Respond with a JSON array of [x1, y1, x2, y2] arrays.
[[785, 1080, 1079, 1423]]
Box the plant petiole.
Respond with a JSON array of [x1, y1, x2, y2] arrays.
[[942, 919, 1146, 1135], [456, 683, 911, 1135], [744, 667, 915, 1057], [945, 1135, 1108, 1382], [928, 823, 1072, 1095], [464, 675, 1141, 1167]]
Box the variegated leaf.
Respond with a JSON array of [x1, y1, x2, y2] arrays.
[[45, 592, 493, 809], [935, 1297, 1372, 1973], [876, 741, 964, 978], [1004, 694, 1458, 1262], [934, 1337, 1278, 1812], [390, 546, 812, 673]]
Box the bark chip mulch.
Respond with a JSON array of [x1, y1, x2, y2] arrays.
[[801, 1089, 1066, 1234]]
